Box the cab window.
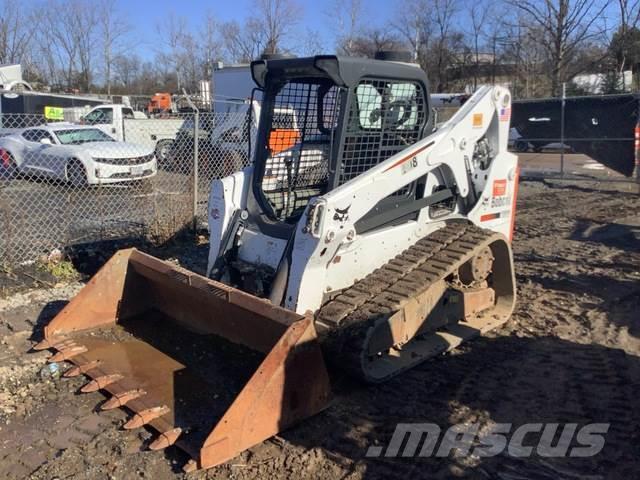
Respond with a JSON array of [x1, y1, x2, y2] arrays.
[[354, 81, 422, 131], [22, 129, 55, 143], [339, 79, 427, 185], [84, 108, 113, 124], [355, 83, 382, 129]]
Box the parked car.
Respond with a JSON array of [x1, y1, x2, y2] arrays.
[[165, 116, 213, 174], [0, 124, 157, 185], [508, 127, 574, 153]]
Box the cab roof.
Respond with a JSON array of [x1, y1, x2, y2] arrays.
[[250, 55, 430, 91]]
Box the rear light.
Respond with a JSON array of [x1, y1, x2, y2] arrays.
[[0, 149, 9, 167], [509, 166, 520, 242]]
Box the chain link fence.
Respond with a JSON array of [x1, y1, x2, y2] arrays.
[[0, 110, 251, 266], [436, 94, 640, 183], [3, 95, 637, 267], [511, 93, 640, 182]]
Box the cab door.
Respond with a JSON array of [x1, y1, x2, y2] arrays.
[[83, 107, 118, 139], [21, 129, 59, 176]]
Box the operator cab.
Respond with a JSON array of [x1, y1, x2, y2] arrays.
[[212, 55, 434, 298], [249, 55, 433, 229]]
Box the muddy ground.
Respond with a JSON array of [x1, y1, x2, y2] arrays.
[[0, 179, 639, 480]]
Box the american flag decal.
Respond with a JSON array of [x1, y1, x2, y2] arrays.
[[499, 107, 511, 122]]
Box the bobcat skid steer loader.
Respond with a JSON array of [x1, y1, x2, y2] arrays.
[[35, 54, 518, 472]]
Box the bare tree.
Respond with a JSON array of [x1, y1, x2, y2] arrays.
[[393, 0, 434, 63], [496, 16, 548, 97], [611, 0, 640, 87], [392, 0, 462, 92], [617, 0, 640, 31], [39, 2, 79, 89], [73, 1, 98, 90], [299, 28, 325, 56], [200, 13, 222, 79], [156, 15, 222, 91], [98, 0, 130, 95], [36, 0, 99, 91], [113, 53, 140, 90], [0, 0, 36, 66], [221, 0, 301, 61], [221, 20, 265, 62], [469, 0, 488, 89], [156, 16, 189, 89], [342, 29, 406, 58], [255, 0, 302, 54], [330, 0, 363, 55], [508, 0, 608, 96], [430, 0, 459, 91], [179, 33, 203, 90], [31, 10, 60, 86]]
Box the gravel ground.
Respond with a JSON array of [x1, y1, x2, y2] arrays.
[[0, 170, 201, 266], [0, 179, 638, 479]]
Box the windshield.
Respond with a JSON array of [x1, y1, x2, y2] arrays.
[[55, 129, 115, 145]]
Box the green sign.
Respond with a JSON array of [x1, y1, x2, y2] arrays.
[[44, 106, 64, 120]]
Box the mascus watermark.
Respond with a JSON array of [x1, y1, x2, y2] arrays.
[[366, 423, 610, 458]]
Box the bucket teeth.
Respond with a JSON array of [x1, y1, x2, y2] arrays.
[[49, 345, 88, 362], [124, 406, 170, 430], [80, 373, 123, 393], [149, 428, 182, 450], [64, 360, 101, 377], [101, 389, 146, 410], [33, 336, 67, 351], [183, 459, 198, 473]]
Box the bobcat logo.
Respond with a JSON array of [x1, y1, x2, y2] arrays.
[[333, 205, 351, 223]]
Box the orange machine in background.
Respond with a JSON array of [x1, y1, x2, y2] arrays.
[[147, 93, 172, 115]]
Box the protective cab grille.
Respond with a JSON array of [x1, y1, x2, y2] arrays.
[[259, 80, 340, 222]]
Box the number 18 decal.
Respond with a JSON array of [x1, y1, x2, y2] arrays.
[[401, 156, 418, 174]]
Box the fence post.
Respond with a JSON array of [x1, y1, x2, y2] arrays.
[[634, 120, 640, 187], [193, 110, 199, 231], [182, 90, 200, 232], [560, 82, 566, 177]]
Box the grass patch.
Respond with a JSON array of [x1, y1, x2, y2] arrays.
[[37, 259, 79, 282]]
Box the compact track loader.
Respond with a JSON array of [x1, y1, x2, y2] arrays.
[[36, 54, 518, 472]]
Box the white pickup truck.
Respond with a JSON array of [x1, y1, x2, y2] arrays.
[[81, 104, 186, 162]]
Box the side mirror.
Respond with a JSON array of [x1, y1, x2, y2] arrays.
[[40, 137, 52, 145]]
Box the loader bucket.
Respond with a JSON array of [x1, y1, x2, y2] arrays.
[[38, 248, 331, 472]]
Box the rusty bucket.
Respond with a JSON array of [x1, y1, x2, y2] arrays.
[[35, 248, 331, 472]]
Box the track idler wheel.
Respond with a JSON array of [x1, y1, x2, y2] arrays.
[[457, 246, 493, 286]]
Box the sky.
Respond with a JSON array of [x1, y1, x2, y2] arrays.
[[111, 0, 397, 60]]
